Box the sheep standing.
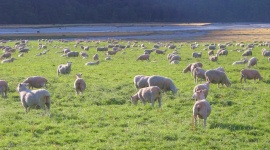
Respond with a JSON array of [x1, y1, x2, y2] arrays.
[[74, 73, 86, 95], [193, 82, 210, 99], [17, 83, 51, 114], [147, 75, 178, 95], [131, 86, 162, 107], [192, 90, 211, 128], [133, 75, 151, 89], [192, 52, 202, 58], [23, 76, 48, 89], [240, 69, 263, 83], [136, 54, 149, 61], [242, 50, 252, 56], [209, 55, 218, 62], [247, 57, 257, 68], [192, 67, 206, 83], [93, 53, 99, 60], [217, 49, 228, 56], [183, 62, 203, 73], [205, 69, 231, 87], [0, 80, 8, 98], [57, 62, 72, 76], [0, 52, 11, 59], [155, 49, 166, 54]]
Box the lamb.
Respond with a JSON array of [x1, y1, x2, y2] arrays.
[[130, 86, 162, 107], [85, 60, 99, 66], [205, 69, 231, 87], [192, 67, 206, 83], [93, 53, 99, 60], [17, 83, 51, 114], [192, 52, 202, 58], [193, 82, 210, 99], [147, 75, 178, 95], [0, 52, 11, 59], [57, 61, 72, 76], [242, 50, 252, 56], [0, 80, 8, 98], [74, 73, 86, 95], [136, 54, 149, 61], [23, 76, 48, 89], [247, 57, 257, 68], [209, 55, 218, 62], [232, 57, 248, 65], [240, 69, 263, 83], [133, 75, 151, 89], [1, 57, 15, 63], [192, 90, 211, 128]]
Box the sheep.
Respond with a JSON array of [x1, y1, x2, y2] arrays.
[[232, 57, 248, 65], [80, 52, 88, 58], [57, 61, 72, 76], [147, 75, 178, 95], [17, 83, 51, 114], [209, 54, 218, 62], [205, 69, 231, 88], [85, 60, 99, 66], [19, 48, 29, 53], [215, 67, 225, 72], [136, 54, 149, 61], [105, 55, 111, 60], [183, 62, 203, 73], [240, 69, 263, 83], [0, 52, 11, 59], [93, 53, 99, 60], [192, 52, 202, 58], [192, 90, 211, 128], [208, 45, 216, 50], [130, 86, 162, 107], [155, 49, 166, 54], [0, 80, 8, 98], [208, 50, 214, 56], [170, 60, 180, 64], [144, 49, 154, 54], [23, 76, 48, 89], [1, 57, 15, 63], [247, 57, 257, 68], [66, 51, 79, 57], [242, 50, 252, 56], [217, 49, 228, 56], [74, 73, 86, 95], [218, 44, 226, 49], [96, 47, 108, 52], [193, 82, 210, 99], [133, 75, 151, 89], [192, 67, 206, 83], [261, 49, 270, 57], [106, 50, 118, 55], [169, 54, 181, 63]]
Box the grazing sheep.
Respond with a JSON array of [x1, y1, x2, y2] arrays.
[[240, 69, 263, 83], [217, 49, 228, 56], [247, 57, 257, 68], [0, 80, 8, 98], [147, 75, 178, 95], [232, 57, 248, 65], [192, 90, 211, 128], [209, 55, 218, 62], [17, 83, 51, 114], [208, 45, 216, 50], [155, 49, 166, 54], [192, 67, 206, 83], [261, 49, 270, 57], [134, 75, 151, 89], [23, 76, 48, 89], [183, 62, 203, 73], [80, 52, 88, 58], [57, 61, 72, 76], [169, 54, 181, 63], [192, 52, 202, 58], [1, 57, 15, 63], [74, 73, 86, 95], [96, 47, 108, 52], [131, 86, 162, 107], [0, 52, 11, 59], [208, 50, 214, 56], [93, 53, 99, 60], [106, 50, 118, 55], [85, 60, 99, 66], [19, 48, 29, 53], [193, 82, 210, 99], [136, 54, 150, 61], [144, 49, 154, 54], [205, 69, 231, 87], [66, 51, 79, 57], [242, 50, 252, 56]]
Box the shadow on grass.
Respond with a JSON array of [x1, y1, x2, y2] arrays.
[[209, 122, 257, 131]]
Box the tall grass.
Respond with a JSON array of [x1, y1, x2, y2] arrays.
[[0, 40, 269, 149]]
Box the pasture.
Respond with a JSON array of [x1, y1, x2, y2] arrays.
[[0, 39, 269, 149]]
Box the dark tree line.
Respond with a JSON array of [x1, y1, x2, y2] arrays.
[[0, 0, 270, 24]]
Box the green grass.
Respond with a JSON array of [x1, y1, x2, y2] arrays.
[[0, 40, 269, 149]]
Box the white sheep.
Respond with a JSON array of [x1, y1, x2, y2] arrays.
[[17, 83, 51, 114], [74, 73, 86, 95], [133, 75, 151, 89], [147, 75, 178, 95], [240, 69, 263, 83], [131, 86, 162, 107], [205, 69, 231, 87], [232, 57, 248, 65], [192, 90, 211, 128], [192, 67, 206, 83], [247, 57, 257, 68], [85, 60, 99, 66], [193, 82, 210, 99], [0, 80, 8, 98], [1, 57, 16, 63], [57, 61, 72, 76], [23, 76, 48, 89]]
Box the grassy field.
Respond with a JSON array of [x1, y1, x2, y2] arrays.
[[0, 39, 269, 149]]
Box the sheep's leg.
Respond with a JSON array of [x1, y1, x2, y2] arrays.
[[150, 95, 155, 107], [158, 97, 161, 108], [193, 115, 197, 127], [244, 77, 247, 83], [203, 118, 207, 129]]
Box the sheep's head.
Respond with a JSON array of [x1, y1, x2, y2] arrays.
[[192, 89, 206, 101], [130, 95, 139, 105], [16, 83, 28, 92], [76, 73, 82, 78]]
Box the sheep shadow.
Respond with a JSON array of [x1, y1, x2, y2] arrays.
[[209, 122, 257, 131]]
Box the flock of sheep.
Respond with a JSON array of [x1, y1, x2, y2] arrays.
[[0, 39, 269, 128]]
